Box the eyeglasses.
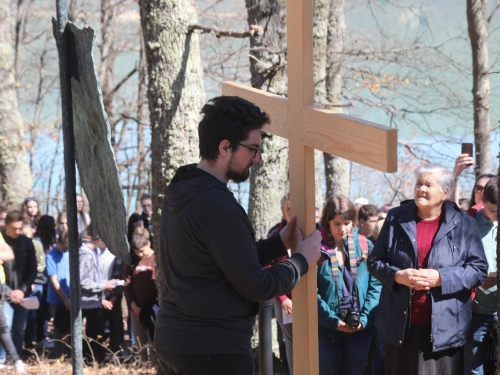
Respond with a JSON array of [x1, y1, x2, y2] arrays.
[[474, 185, 485, 194], [238, 143, 260, 158]]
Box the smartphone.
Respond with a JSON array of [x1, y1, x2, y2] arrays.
[[461, 143, 473, 166]]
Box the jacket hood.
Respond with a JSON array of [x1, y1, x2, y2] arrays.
[[165, 164, 228, 213]]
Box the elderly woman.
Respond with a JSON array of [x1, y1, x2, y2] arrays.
[[368, 163, 488, 375]]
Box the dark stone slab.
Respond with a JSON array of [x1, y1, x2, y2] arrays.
[[68, 22, 129, 263]]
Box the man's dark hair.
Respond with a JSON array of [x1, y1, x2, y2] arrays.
[[198, 96, 270, 161], [131, 233, 149, 250], [483, 177, 498, 205], [140, 194, 152, 203], [358, 204, 379, 222], [5, 210, 23, 225]]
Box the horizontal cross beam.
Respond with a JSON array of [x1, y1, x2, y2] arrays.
[[222, 81, 398, 173]]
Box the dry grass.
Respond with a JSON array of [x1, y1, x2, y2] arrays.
[[5, 338, 159, 375]]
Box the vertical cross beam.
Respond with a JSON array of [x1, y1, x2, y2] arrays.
[[287, 1, 318, 374]]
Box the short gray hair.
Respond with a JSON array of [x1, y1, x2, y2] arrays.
[[414, 163, 455, 199], [280, 193, 290, 208]]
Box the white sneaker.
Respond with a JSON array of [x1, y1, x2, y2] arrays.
[[15, 360, 26, 374], [35, 337, 55, 349]]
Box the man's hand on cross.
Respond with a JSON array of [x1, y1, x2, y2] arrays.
[[294, 228, 321, 267]]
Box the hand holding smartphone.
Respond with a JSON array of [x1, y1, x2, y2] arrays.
[[461, 143, 473, 167]]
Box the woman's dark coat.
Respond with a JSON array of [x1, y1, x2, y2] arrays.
[[368, 199, 488, 352]]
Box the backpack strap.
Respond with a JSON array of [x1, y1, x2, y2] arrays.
[[347, 234, 358, 281]]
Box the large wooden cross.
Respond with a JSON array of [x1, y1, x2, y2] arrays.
[[223, 0, 397, 373]]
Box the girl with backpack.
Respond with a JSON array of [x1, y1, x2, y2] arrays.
[[317, 195, 381, 375]]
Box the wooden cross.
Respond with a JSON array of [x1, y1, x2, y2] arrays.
[[222, 0, 397, 373]]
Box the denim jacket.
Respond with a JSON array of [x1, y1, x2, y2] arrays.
[[317, 228, 381, 338], [368, 200, 488, 352]]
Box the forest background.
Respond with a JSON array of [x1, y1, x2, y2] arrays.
[[1, 0, 499, 242]]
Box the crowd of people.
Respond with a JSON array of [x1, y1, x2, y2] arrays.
[[153, 96, 496, 375], [0, 193, 158, 372], [268, 166, 497, 375], [0, 95, 497, 375]]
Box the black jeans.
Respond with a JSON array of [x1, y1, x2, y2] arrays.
[[82, 308, 105, 363], [157, 347, 254, 375], [101, 297, 124, 353]]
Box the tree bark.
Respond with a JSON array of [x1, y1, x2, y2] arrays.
[[0, 0, 33, 209], [467, 0, 491, 177], [315, 0, 349, 199], [246, 0, 289, 241], [135, 37, 149, 212], [139, 0, 205, 250]]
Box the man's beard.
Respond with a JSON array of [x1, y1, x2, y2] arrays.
[[226, 158, 252, 183]]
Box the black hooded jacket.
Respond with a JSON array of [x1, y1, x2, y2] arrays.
[[154, 164, 308, 355], [1, 231, 37, 297]]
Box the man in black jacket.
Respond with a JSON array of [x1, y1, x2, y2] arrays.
[[1, 210, 37, 358], [155, 96, 321, 375]]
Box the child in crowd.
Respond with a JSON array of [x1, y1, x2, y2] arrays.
[[464, 177, 498, 375], [124, 230, 157, 365], [79, 223, 120, 363], [47, 231, 71, 358], [267, 193, 293, 375], [317, 195, 381, 375], [22, 198, 41, 233]]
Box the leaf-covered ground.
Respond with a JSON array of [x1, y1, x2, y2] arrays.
[[1, 358, 158, 374]]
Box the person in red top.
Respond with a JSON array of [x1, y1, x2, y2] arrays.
[[368, 163, 488, 375], [124, 230, 157, 365], [267, 193, 293, 374]]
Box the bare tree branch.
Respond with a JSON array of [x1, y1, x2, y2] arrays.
[[110, 66, 138, 97], [189, 23, 262, 38], [487, 2, 500, 24]]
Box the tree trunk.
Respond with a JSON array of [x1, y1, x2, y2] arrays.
[[139, 0, 205, 251], [246, 0, 289, 241], [467, 0, 491, 178], [0, 0, 33, 209], [314, 0, 349, 199], [135, 37, 149, 212]]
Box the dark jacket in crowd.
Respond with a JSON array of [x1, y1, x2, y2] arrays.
[[155, 164, 309, 356], [1, 231, 37, 297], [368, 200, 488, 352]]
